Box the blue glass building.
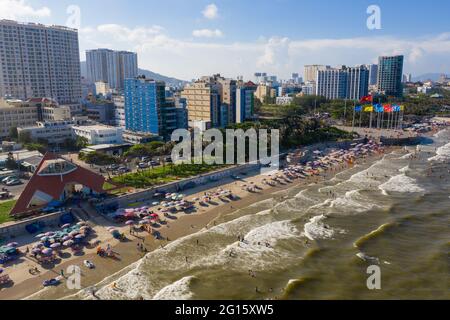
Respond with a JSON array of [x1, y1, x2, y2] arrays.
[[125, 76, 180, 139]]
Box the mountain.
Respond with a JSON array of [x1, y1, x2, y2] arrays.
[[137, 68, 188, 87], [79, 61, 187, 87], [412, 73, 448, 82]]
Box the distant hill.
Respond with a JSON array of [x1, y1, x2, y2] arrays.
[[137, 68, 188, 87], [412, 73, 448, 82], [80, 61, 187, 87]]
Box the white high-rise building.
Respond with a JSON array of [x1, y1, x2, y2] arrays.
[[316, 68, 348, 99], [86, 49, 138, 91], [0, 20, 82, 105], [316, 66, 369, 100]]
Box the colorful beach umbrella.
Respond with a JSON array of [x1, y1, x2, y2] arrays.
[[61, 223, 71, 229], [35, 233, 46, 238], [75, 234, 85, 239], [50, 243, 61, 249], [63, 240, 74, 246], [125, 220, 135, 225], [7, 242, 18, 247], [41, 248, 53, 255]]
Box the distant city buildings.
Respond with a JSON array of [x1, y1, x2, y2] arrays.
[[0, 20, 82, 106], [377, 55, 404, 98], [86, 49, 138, 91]]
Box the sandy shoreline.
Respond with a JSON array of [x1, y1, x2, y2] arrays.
[[0, 145, 395, 300]]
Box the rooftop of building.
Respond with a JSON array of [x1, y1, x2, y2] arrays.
[[72, 124, 122, 131], [0, 19, 78, 32]]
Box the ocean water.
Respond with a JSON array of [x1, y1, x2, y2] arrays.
[[72, 130, 450, 300]]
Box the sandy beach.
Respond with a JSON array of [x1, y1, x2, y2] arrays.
[[0, 143, 395, 300]]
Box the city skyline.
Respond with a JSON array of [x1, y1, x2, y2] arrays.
[[0, 0, 449, 81]]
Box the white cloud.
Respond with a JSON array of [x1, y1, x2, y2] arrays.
[[192, 29, 223, 38], [0, 0, 51, 20], [202, 4, 218, 20], [78, 23, 450, 80]]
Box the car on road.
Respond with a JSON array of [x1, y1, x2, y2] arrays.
[[149, 160, 160, 167], [106, 164, 120, 171], [137, 162, 149, 169], [2, 176, 19, 184], [117, 166, 131, 174], [5, 179, 22, 186]]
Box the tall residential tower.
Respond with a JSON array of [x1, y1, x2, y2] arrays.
[[0, 20, 81, 106], [86, 49, 138, 91]]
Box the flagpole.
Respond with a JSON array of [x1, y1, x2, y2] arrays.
[[351, 102, 356, 132], [343, 98, 347, 125], [359, 108, 363, 129]]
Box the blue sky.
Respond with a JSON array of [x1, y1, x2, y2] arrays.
[[1, 0, 449, 80]]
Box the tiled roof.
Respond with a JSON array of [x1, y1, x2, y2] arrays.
[[10, 153, 106, 216]]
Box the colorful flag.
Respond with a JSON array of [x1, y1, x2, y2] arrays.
[[360, 95, 373, 103], [364, 106, 374, 112], [400, 105, 405, 111], [383, 104, 393, 112], [355, 105, 362, 112], [393, 105, 401, 112], [374, 104, 384, 113]]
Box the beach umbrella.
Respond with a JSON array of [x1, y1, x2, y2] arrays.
[[75, 234, 85, 239], [62, 236, 72, 241], [45, 232, 54, 237], [77, 222, 87, 226], [63, 240, 74, 246], [31, 248, 41, 254], [152, 202, 159, 206], [41, 248, 53, 255], [35, 233, 46, 238], [61, 223, 71, 229], [139, 220, 150, 225], [50, 243, 61, 249], [125, 220, 135, 225], [40, 236, 49, 242], [69, 231, 79, 237], [7, 242, 18, 247]]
